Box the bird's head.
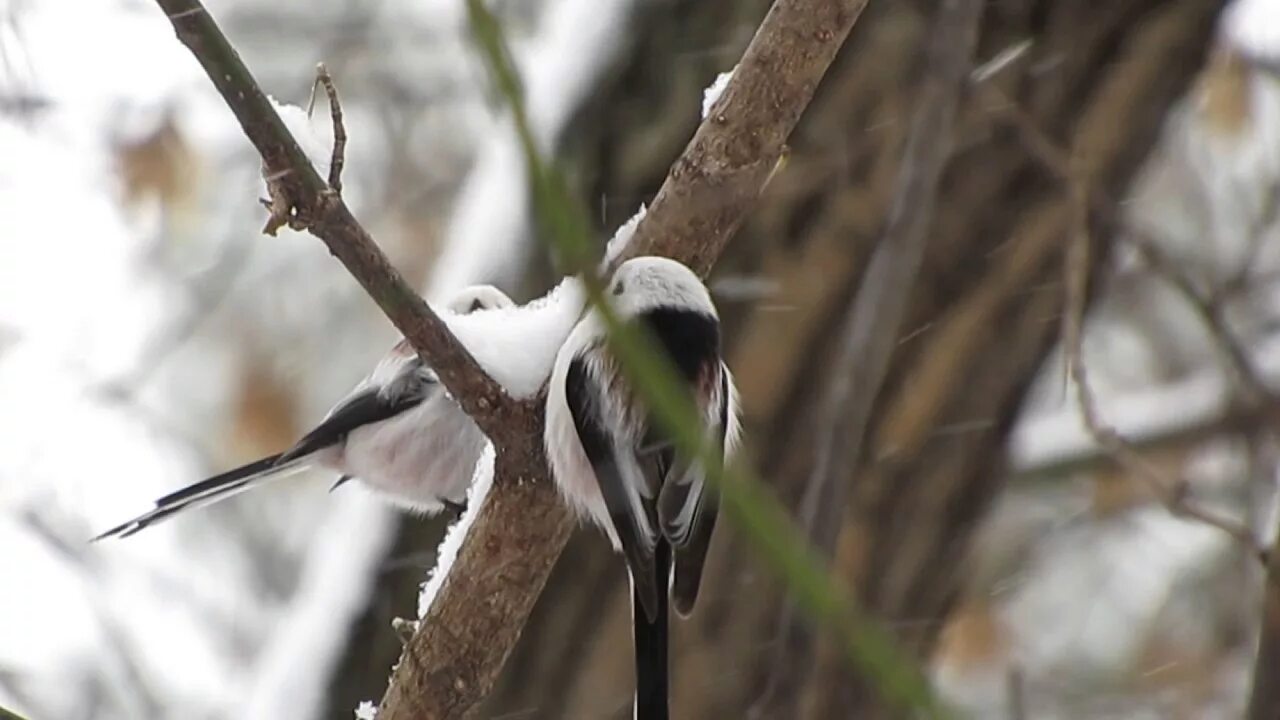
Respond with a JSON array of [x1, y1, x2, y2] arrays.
[[446, 284, 515, 314], [606, 256, 716, 320]]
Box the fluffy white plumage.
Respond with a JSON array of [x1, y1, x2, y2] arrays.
[[545, 256, 740, 580], [544, 256, 740, 718]]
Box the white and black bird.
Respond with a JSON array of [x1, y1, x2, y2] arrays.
[[94, 285, 515, 540], [545, 256, 740, 720]]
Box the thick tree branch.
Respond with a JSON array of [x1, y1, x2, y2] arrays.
[[153, 0, 517, 440], [611, 0, 870, 276]]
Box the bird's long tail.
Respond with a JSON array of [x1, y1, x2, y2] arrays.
[[92, 453, 311, 540], [633, 541, 671, 720]]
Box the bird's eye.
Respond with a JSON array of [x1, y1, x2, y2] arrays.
[[612, 281, 625, 296]]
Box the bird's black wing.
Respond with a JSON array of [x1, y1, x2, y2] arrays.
[[565, 356, 662, 621], [276, 363, 433, 465], [661, 366, 728, 616]]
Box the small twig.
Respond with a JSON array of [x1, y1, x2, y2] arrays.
[[153, 0, 516, 438], [1247, 434, 1280, 719], [1062, 168, 1266, 564], [981, 79, 1274, 561], [1006, 666, 1027, 720], [970, 39, 1033, 84], [1125, 229, 1272, 406], [314, 63, 345, 194]]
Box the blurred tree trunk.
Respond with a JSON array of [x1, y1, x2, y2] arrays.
[[477, 0, 1226, 718]]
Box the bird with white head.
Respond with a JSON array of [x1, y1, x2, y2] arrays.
[[545, 255, 742, 720]]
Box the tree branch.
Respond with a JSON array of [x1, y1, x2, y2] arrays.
[[152, 0, 517, 440], [1248, 495, 1280, 719], [1062, 164, 1265, 563], [611, 0, 871, 276], [983, 76, 1270, 560]]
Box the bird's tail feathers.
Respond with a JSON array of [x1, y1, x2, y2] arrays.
[[92, 452, 312, 541], [633, 542, 671, 720]]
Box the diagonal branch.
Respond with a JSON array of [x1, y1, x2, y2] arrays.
[[152, 0, 517, 440], [610, 0, 871, 276]]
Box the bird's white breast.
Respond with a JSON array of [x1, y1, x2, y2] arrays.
[[340, 394, 486, 514]]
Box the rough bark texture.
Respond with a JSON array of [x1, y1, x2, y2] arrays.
[[483, 1, 1225, 718]]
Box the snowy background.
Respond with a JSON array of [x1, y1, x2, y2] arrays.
[[2, 0, 1280, 718]]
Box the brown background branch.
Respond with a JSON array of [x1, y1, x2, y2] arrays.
[[1248, 512, 1280, 720], [757, 0, 983, 712]]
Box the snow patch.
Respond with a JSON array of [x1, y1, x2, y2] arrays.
[[265, 96, 333, 182], [418, 442, 496, 618], [1224, 0, 1280, 61], [602, 203, 647, 268], [701, 66, 736, 120], [442, 275, 586, 399]]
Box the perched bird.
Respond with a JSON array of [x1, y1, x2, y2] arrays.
[[545, 256, 740, 720], [94, 285, 515, 540]]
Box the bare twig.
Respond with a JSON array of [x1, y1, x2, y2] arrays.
[[152, 0, 516, 439], [981, 79, 1273, 560], [1247, 433, 1280, 719], [1007, 666, 1027, 720], [1011, 388, 1270, 481], [1062, 170, 1265, 563], [313, 63, 345, 194], [155, 2, 567, 715], [1125, 229, 1273, 407], [758, 0, 984, 711]]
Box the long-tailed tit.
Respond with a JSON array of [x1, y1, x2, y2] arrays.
[[94, 285, 515, 540], [545, 256, 741, 720]]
